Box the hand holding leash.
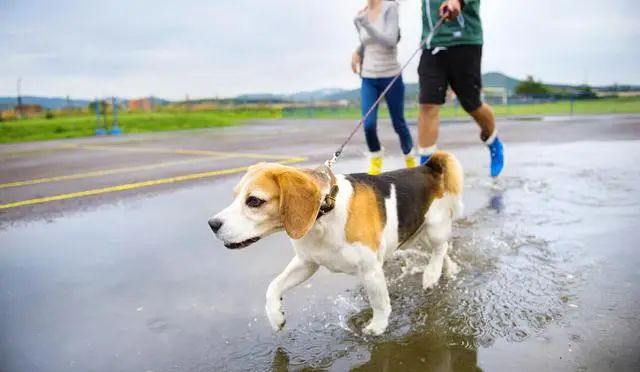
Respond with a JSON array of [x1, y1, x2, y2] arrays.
[[439, 1, 460, 20]]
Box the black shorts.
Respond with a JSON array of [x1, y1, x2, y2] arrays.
[[418, 44, 483, 112]]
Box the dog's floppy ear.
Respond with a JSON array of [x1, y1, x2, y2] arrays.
[[276, 170, 322, 240]]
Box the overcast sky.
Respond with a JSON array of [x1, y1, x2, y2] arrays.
[[1, 0, 638, 100]]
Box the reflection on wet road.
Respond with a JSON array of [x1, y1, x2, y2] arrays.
[[1, 119, 640, 371]]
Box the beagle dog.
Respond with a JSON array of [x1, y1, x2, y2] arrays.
[[209, 151, 463, 335]]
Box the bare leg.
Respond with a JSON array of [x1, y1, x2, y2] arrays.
[[265, 256, 319, 331], [418, 103, 440, 148], [469, 103, 497, 141], [361, 263, 392, 335]]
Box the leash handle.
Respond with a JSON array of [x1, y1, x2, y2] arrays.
[[326, 16, 447, 169]]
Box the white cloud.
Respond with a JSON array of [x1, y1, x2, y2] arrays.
[[1, 0, 638, 99]]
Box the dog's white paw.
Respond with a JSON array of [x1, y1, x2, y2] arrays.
[[265, 300, 286, 331], [422, 266, 442, 290], [444, 257, 460, 279], [363, 320, 388, 336]]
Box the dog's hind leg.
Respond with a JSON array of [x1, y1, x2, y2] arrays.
[[361, 263, 391, 336], [422, 240, 449, 290], [265, 256, 319, 331], [422, 197, 454, 290], [443, 253, 460, 279]]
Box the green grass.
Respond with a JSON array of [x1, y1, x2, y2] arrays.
[[2, 97, 639, 144], [283, 97, 640, 120], [0, 109, 281, 144]]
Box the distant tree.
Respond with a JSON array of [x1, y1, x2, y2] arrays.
[[87, 100, 108, 113], [515, 75, 550, 96], [88, 101, 99, 112]]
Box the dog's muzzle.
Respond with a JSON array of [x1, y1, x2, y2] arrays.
[[208, 218, 261, 249]]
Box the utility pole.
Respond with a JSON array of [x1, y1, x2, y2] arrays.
[[17, 78, 23, 119]]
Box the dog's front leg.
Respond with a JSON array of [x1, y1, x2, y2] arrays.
[[361, 264, 391, 336], [265, 256, 318, 331]]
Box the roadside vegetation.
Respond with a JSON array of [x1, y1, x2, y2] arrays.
[[0, 108, 281, 143], [284, 96, 640, 119], [1, 97, 639, 144]]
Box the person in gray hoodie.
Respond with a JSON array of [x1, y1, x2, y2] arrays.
[[352, 0, 416, 175]]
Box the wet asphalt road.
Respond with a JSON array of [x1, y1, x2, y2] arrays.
[[1, 115, 638, 222], [1, 115, 640, 371]]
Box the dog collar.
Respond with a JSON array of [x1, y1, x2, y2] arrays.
[[314, 164, 339, 220], [317, 183, 339, 219]]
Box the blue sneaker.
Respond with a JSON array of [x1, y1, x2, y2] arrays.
[[488, 137, 504, 177], [419, 154, 431, 165]]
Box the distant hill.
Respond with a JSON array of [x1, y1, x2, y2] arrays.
[[3, 72, 637, 110], [483, 72, 521, 93], [272, 72, 640, 102], [403, 72, 521, 98], [230, 72, 524, 103], [0, 96, 90, 110], [235, 88, 347, 103], [0, 96, 170, 110], [145, 96, 171, 107], [289, 88, 345, 102], [225, 72, 640, 103], [233, 93, 287, 103]]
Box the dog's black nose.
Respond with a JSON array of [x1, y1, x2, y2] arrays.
[[208, 219, 223, 233]]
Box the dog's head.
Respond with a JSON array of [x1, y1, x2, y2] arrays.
[[209, 163, 326, 249]]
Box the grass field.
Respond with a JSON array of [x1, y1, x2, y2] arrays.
[[0, 109, 280, 144], [283, 97, 640, 119], [1, 97, 639, 144]]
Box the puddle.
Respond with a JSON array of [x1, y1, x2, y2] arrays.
[[206, 188, 584, 370], [1, 141, 640, 371]]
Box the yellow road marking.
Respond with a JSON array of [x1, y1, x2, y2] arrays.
[[0, 144, 79, 159], [0, 157, 306, 210], [79, 144, 298, 160], [0, 140, 148, 159], [0, 156, 233, 189]]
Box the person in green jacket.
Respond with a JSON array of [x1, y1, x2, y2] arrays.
[[417, 0, 504, 177]]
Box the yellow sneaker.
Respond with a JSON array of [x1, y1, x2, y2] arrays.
[[368, 156, 383, 175], [405, 154, 417, 169]]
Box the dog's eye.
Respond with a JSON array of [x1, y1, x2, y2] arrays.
[[245, 196, 265, 208]]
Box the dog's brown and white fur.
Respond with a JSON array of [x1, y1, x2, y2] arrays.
[[209, 151, 463, 335]]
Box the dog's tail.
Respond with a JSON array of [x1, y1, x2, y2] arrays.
[[425, 150, 464, 217]]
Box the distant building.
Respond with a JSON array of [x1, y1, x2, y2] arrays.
[[16, 104, 44, 118], [0, 104, 44, 120], [127, 98, 152, 111], [0, 106, 15, 120]]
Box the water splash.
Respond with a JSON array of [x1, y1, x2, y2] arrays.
[[183, 171, 595, 371]]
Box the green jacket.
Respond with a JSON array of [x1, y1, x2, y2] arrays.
[[421, 0, 483, 48]]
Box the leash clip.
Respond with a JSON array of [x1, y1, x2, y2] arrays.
[[324, 150, 341, 169]]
